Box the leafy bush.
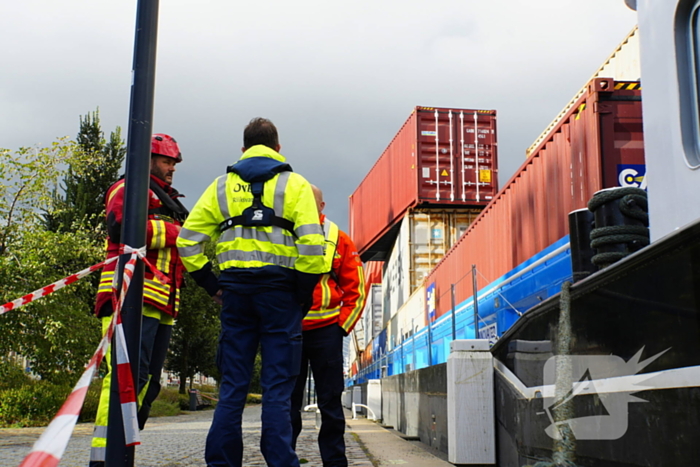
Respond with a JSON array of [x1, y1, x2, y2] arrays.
[[0, 359, 32, 391], [0, 381, 71, 427], [79, 379, 103, 423]]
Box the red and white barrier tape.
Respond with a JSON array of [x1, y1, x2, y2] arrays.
[[0, 257, 118, 316], [0, 243, 168, 315], [19, 250, 143, 467]]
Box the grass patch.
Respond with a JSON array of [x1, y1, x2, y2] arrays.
[[149, 399, 181, 417]]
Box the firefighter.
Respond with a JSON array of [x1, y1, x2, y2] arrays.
[[290, 185, 366, 467], [89, 134, 189, 467], [177, 117, 326, 467]]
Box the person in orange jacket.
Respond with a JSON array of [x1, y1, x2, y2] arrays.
[[290, 185, 366, 467]]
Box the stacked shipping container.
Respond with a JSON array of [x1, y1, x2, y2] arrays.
[[350, 106, 499, 261]]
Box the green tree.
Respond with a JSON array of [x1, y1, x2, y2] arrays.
[[0, 140, 103, 385], [166, 272, 221, 394], [0, 140, 75, 255], [44, 109, 125, 238]]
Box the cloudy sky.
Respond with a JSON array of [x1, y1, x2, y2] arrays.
[[2, 1, 637, 231]]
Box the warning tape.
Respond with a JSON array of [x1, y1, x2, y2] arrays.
[[19, 249, 144, 467], [0, 257, 118, 316], [0, 244, 168, 316], [199, 393, 219, 402]]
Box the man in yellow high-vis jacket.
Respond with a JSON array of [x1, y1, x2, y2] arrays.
[[177, 118, 325, 467]]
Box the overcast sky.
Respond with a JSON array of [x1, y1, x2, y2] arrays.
[[2, 1, 638, 231]]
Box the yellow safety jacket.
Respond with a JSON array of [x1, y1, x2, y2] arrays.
[[177, 145, 326, 283]]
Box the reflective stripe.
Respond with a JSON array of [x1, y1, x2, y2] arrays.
[[297, 244, 324, 256], [107, 183, 124, 205], [320, 274, 332, 309], [179, 227, 211, 243], [93, 426, 108, 438], [151, 220, 166, 249], [342, 264, 366, 332], [274, 172, 291, 215], [145, 278, 169, 293], [216, 175, 230, 218], [144, 288, 168, 305], [217, 249, 296, 268], [270, 172, 294, 241], [157, 246, 170, 273], [220, 225, 296, 247], [296, 223, 323, 237], [90, 446, 106, 462], [306, 307, 341, 320], [321, 219, 339, 271], [178, 244, 204, 258]]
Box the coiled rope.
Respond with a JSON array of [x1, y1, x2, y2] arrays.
[[587, 187, 649, 268]]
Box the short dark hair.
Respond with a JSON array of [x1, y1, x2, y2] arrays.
[[243, 118, 279, 150]]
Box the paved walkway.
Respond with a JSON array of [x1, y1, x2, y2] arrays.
[[0, 406, 373, 466]]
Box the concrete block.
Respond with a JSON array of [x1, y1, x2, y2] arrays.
[[367, 379, 382, 421], [447, 339, 496, 465]]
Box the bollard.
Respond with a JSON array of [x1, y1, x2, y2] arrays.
[[568, 208, 596, 281], [587, 187, 649, 269], [189, 389, 198, 411], [447, 339, 495, 465]]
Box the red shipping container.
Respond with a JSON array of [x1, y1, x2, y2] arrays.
[[350, 106, 498, 261], [425, 78, 645, 322]]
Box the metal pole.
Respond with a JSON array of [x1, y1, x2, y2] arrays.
[[106, 0, 159, 465], [427, 314, 432, 366], [307, 362, 312, 406], [471, 265, 479, 339], [411, 318, 416, 371], [451, 284, 456, 340]]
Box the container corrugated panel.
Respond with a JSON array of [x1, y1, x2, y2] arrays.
[[426, 78, 644, 321], [350, 106, 498, 260]]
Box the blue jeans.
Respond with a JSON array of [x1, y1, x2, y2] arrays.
[[291, 324, 347, 467], [205, 289, 303, 467]]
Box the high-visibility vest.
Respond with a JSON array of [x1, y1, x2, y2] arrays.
[[177, 147, 325, 275]]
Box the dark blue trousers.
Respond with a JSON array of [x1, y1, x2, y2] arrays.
[[205, 289, 303, 467], [290, 324, 347, 467]]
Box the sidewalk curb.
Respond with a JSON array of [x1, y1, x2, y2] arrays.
[[346, 416, 454, 467]]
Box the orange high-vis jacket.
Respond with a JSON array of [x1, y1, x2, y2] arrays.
[[303, 215, 366, 334]]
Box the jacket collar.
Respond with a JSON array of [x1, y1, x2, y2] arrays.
[[150, 173, 170, 191], [239, 145, 286, 162]]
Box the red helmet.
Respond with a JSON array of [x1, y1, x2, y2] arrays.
[[151, 134, 182, 162]]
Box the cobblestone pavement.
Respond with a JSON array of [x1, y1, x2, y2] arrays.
[[0, 406, 374, 466]]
